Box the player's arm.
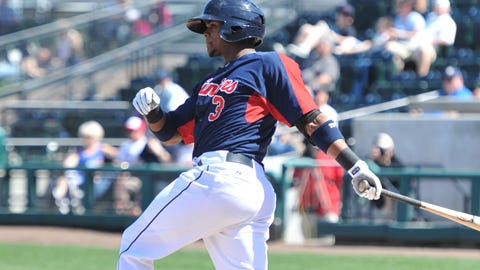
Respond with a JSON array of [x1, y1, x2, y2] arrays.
[[144, 111, 183, 146], [295, 109, 382, 200]]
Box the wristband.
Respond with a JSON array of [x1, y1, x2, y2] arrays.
[[335, 148, 360, 171], [153, 113, 176, 141], [146, 107, 164, 123], [310, 119, 344, 152]]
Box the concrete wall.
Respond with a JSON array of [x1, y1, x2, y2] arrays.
[[351, 113, 480, 220]]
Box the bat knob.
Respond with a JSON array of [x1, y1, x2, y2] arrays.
[[358, 180, 370, 193]]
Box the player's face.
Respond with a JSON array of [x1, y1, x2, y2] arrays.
[[203, 20, 225, 57]]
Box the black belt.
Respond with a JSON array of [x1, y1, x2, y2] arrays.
[[197, 152, 254, 168], [226, 152, 254, 168]]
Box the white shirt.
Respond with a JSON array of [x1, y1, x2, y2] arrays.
[[320, 103, 338, 126], [409, 12, 457, 48], [116, 136, 148, 165], [154, 81, 190, 112]]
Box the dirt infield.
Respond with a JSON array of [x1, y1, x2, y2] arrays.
[[0, 226, 479, 259]]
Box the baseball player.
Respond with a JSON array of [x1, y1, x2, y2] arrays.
[[117, 0, 382, 269]]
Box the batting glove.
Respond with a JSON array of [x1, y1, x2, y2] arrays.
[[132, 87, 160, 115], [348, 160, 382, 200]]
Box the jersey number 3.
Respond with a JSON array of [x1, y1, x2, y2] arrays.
[[208, 95, 225, 121]]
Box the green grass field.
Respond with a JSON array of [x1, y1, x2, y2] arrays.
[[0, 243, 479, 270]]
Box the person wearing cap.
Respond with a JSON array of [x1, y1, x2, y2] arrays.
[[332, 4, 357, 37], [366, 132, 404, 219], [438, 66, 472, 98], [153, 68, 190, 112], [105, 116, 172, 214]]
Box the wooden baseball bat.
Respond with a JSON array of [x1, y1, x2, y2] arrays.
[[358, 180, 480, 232]]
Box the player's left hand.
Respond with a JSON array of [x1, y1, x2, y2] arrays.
[[348, 160, 382, 200], [133, 87, 160, 115]]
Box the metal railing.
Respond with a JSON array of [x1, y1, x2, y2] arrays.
[[1, 157, 480, 243]]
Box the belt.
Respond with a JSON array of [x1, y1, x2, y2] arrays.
[[197, 152, 254, 168], [225, 152, 254, 168]]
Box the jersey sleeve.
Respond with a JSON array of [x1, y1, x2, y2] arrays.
[[263, 53, 318, 126], [162, 94, 197, 144]]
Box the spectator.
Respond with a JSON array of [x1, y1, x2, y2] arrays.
[[275, 4, 359, 58], [132, 14, 152, 38], [294, 88, 344, 223], [410, 66, 473, 115], [96, 0, 141, 48], [384, 0, 426, 73], [105, 116, 172, 166], [103, 115, 171, 214], [153, 68, 190, 112], [301, 35, 340, 93], [313, 87, 338, 125], [437, 66, 472, 98], [294, 87, 343, 224], [55, 24, 85, 67], [329, 16, 394, 55], [147, 0, 172, 30], [0, 48, 22, 80], [20, 47, 60, 78], [329, 3, 364, 54], [51, 121, 109, 215], [370, 16, 395, 49], [414, 0, 429, 15], [366, 132, 404, 219], [0, 0, 20, 35], [152, 68, 192, 163], [408, 0, 457, 77]]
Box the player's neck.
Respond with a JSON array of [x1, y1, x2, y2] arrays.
[[223, 48, 256, 64]]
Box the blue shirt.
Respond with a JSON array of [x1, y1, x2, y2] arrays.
[[438, 86, 473, 99]]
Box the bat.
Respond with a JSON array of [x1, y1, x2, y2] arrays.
[[358, 180, 480, 232]]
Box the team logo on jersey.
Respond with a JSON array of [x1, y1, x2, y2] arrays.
[[199, 78, 238, 97], [199, 78, 239, 121]]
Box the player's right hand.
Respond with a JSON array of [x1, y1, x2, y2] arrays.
[[348, 160, 382, 200], [133, 87, 160, 115]]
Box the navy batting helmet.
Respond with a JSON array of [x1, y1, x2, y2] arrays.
[[186, 0, 265, 47]]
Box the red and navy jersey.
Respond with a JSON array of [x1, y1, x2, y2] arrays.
[[164, 51, 317, 163]]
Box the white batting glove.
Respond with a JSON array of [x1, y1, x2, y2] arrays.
[[132, 87, 160, 115], [348, 160, 382, 200]]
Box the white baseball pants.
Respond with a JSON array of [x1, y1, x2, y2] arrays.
[[117, 150, 276, 270]]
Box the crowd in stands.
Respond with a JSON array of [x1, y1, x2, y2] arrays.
[[273, 0, 480, 105], [0, 0, 172, 85]]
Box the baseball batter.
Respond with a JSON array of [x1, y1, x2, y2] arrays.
[[117, 0, 382, 269]]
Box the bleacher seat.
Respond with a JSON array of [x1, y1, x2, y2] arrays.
[[453, 13, 475, 50]]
